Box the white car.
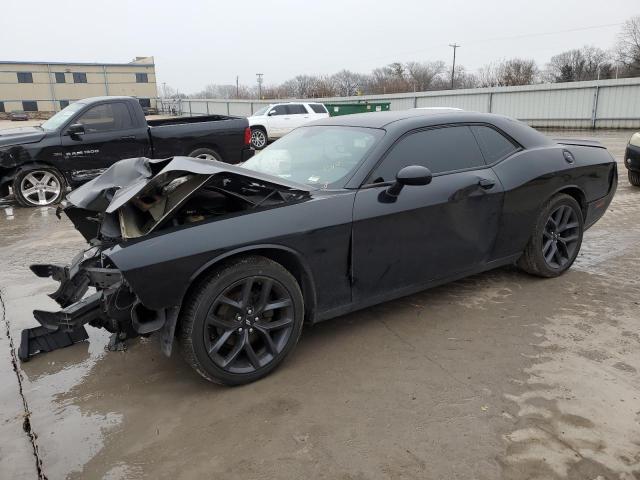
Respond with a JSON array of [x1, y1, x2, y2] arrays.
[[247, 102, 329, 149]]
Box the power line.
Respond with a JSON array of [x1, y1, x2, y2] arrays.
[[312, 21, 626, 72]]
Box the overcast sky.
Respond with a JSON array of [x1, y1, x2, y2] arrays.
[[2, 0, 638, 93]]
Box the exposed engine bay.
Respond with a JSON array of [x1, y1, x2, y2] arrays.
[[18, 156, 311, 361]]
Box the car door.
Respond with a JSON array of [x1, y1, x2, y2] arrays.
[[265, 104, 290, 138], [284, 104, 311, 131], [351, 125, 505, 303], [59, 102, 148, 178]]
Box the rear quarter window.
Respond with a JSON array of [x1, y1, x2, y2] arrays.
[[309, 104, 327, 114], [471, 125, 518, 163]]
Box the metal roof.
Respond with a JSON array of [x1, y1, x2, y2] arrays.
[[0, 60, 154, 67]]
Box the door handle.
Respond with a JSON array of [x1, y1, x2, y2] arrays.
[[120, 135, 136, 140], [478, 178, 496, 189]]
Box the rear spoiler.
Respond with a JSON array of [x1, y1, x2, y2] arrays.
[[553, 138, 605, 149]]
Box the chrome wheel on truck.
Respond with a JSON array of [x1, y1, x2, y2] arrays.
[[14, 169, 64, 207], [250, 128, 268, 149]]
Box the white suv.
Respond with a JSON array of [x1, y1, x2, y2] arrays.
[[247, 102, 329, 149]]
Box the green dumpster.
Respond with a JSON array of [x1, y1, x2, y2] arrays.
[[324, 102, 391, 117]]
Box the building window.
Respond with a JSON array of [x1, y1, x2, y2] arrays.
[[22, 101, 38, 112], [17, 72, 33, 83], [55, 72, 66, 83], [73, 72, 87, 83], [135, 73, 149, 83], [138, 98, 151, 108], [0, 102, 5, 113], [59, 100, 70, 109]]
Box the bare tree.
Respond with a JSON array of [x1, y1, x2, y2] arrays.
[[280, 75, 317, 98], [616, 15, 640, 76], [365, 68, 392, 94], [405, 61, 445, 91], [477, 62, 502, 87], [547, 46, 613, 82], [434, 65, 476, 89], [479, 58, 538, 87], [500, 58, 538, 86], [331, 70, 364, 96]]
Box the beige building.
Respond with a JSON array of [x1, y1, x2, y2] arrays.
[[0, 56, 157, 118]]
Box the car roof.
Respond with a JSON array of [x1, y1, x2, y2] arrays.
[[307, 108, 475, 128], [307, 109, 553, 149]]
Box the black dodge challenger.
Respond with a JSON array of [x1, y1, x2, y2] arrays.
[[20, 109, 617, 385]]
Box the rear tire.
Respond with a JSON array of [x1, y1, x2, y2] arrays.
[[628, 170, 640, 186], [517, 194, 584, 278], [179, 256, 304, 385], [250, 127, 268, 149], [13, 168, 65, 207], [188, 148, 222, 162]]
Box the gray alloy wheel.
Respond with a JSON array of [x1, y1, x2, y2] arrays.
[[15, 169, 64, 207], [250, 128, 268, 149], [542, 204, 581, 269], [179, 256, 304, 385], [202, 276, 295, 374], [517, 193, 584, 278]]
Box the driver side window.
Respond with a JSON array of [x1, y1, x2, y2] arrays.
[[368, 125, 486, 183], [269, 105, 288, 116], [76, 103, 133, 133]]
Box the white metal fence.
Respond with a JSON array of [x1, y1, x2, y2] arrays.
[[165, 77, 640, 129]]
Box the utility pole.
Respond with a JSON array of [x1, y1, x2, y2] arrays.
[[449, 43, 460, 89], [236, 76, 239, 98], [256, 73, 264, 100]]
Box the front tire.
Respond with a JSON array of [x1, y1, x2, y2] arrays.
[[179, 256, 304, 385], [250, 127, 268, 149], [517, 194, 584, 278], [13, 168, 65, 207], [629, 170, 640, 186]]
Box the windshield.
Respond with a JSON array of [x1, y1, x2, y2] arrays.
[[41, 102, 84, 131], [252, 105, 270, 116], [242, 126, 384, 188]]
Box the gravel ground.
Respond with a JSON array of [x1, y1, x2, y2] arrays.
[[0, 129, 638, 480]]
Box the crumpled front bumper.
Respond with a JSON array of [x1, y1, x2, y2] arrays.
[[18, 247, 123, 361], [19, 245, 181, 362]]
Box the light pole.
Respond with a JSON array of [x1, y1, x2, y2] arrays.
[[256, 73, 264, 99], [449, 43, 460, 89]]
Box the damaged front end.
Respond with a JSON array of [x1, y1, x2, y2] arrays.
[[19, 156, 311, 362]]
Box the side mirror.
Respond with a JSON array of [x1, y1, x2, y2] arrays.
[[268, 110, 277, 116], [66, 123, 85, 137], [386, 165, 432, 197]]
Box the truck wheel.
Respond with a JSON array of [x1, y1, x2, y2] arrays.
[[179, 255, 304, 386], [13, 168, 65, 207], [250, 127, 268, 149], [188, 148, 222, 162], [629, 170, 640, 186], [517, 193, 584, 278]]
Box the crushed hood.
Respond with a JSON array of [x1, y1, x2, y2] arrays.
[[67, 156, 315, 213], [64, 156, 315, 242]]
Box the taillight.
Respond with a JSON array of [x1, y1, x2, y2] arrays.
[[244, 127, 251, 146]]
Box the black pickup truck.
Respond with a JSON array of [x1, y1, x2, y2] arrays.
[[0, 96, 253, 207]]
